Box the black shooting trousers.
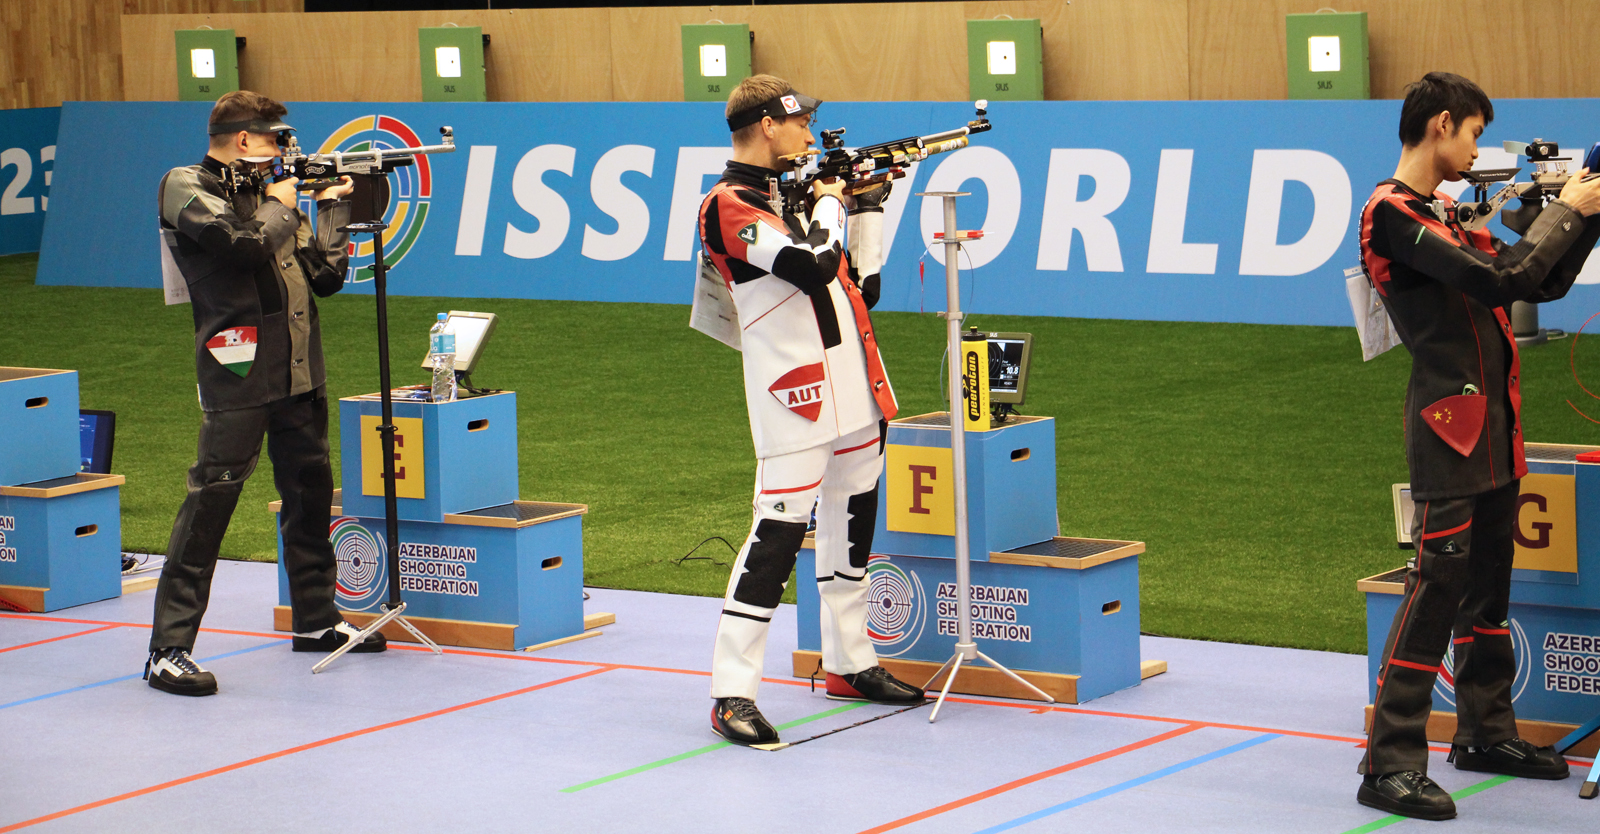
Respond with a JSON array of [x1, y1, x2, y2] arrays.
[[1361, 478, 1521, 775], [149, 393, 341, 651]]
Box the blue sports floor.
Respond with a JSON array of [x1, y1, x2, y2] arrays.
[[1, 560, 1595, 833]]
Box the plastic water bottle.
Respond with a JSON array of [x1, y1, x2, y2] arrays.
[[428, 313, 456, 403]]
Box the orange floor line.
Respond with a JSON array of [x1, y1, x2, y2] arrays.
[[0, 625, 118, 654], [0, 665, 617, 833], [853, 723, 1206, 834]]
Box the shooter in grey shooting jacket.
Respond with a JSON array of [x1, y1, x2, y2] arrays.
[[146, 90, 385, 697]]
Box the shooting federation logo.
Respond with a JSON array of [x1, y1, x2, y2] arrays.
[[865, 555, 926, 657], [769, 363, 826, 422], [780, 95, 801, 114], [331, 517, 387, 611], [1433, 617, 1532, 707], [315, 115, 435, 283], [205, 326, 257, 377]]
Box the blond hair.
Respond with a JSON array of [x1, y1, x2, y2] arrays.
[[727, 74, 792, 145]]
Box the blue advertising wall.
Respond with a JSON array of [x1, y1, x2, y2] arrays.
[[34, 99, 1600, 329], [0, 107, 60, 257]]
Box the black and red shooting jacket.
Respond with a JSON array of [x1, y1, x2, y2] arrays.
[[1359, 178, 1598, 499]]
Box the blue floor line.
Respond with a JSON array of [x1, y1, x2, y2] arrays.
[[0, 640, 282, 711], [971, 732, 1282, 834]]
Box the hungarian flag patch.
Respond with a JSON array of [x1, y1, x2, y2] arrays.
[[1421, 393, 1486, 457], [206, 326, 258, 378], [769, 363, 826, 422]]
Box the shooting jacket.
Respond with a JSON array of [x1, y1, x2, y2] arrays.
[[1359, 179, 1599, 499], [159, 156, 351, 412], [698, 161, 897, 458]]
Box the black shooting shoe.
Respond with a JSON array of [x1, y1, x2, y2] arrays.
[[145, 648, 218, 697], [825, 666, 926, 704], [1451, 738, 1570, 780], [1357, 771, 1456, 821], [291, 621, 387, 653], [711, 697, 779, 746]]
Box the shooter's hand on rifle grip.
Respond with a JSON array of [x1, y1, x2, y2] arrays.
[[264, 177, 300, 206], [812, 177, 846, 204], [313, 175, 355, 202], [1558, 168, 1600, 216]]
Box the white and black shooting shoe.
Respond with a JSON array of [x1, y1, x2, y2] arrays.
[[291, 621, 387, 653], [145, 648, 218, 697]]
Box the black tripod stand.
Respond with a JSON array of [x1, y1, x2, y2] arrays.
[[313, 170, 442, 673]]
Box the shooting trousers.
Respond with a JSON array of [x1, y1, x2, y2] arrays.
[[1361, 480, 1521, 775], [150, 392, 341, 651]]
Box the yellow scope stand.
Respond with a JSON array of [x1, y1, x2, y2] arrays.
[[961, 329, 992, 433]]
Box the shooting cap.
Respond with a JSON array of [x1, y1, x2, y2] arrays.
[[207, 117, 295, 137], [727, 90, 821, 132]]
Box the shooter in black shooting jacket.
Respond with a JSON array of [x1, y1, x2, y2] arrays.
[[1357, 72, 1600, 820], [146, 90, 384, 697]]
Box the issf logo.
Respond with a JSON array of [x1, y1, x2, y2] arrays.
[[865, 555, 926, 657], [330, 517, 387, 611], [1434, 617, 1532, 706], [314, 115, 436, 283]]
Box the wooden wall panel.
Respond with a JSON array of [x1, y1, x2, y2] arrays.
[[1186, 0, 1600, 101], [2, 0, 124, 109], [122, 0, 301, 12], [12, 0, 1600, 110]]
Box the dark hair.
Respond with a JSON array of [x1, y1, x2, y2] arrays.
[[207, 90, 288, 138], [1398, 72, 1493, 147]]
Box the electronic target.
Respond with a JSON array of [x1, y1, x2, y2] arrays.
[[1433, 617, 1532, 707], [865, 555, 927, 657], [330, 516, 387, 611], [314, 115, 436, 284]]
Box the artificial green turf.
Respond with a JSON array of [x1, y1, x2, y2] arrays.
[[7, 251, 1600, 653]]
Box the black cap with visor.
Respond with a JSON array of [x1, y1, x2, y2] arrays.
[[207, 117, 296, 146], [726, 90, 821, 132]]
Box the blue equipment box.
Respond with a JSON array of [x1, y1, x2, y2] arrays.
[[795, 536, 1144, 703], [873, 413, 1058, 562], [338, 391, 518, 523], [274, 491, 585, 650], [0, 368, 81, 487], [0, 474, 124, 612], [1362, 444, 1600, 740]]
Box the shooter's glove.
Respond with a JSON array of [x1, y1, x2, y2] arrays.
[[1502, 193, 1543, 236], [851, 179, 892, 210]]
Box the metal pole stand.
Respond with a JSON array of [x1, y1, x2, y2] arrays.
[[1552, 715, 1600, 798], [916, 191, 1054, 722], [314, 205, 442, 673]]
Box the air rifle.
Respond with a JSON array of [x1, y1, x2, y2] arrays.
[[1432, 139, 1600, 231], [776, 101, 992, 216], [275, 126, 457, 191]]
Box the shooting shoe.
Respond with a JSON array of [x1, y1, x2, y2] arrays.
[[145, 648, 218, 697], [1357, 771, 1455, 821], [291, 621, 387, 653], [1451, 738, 1570, 780], [825, 666, 926, 704], [712, 697, 779, 746]]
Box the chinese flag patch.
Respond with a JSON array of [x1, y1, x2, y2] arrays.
[[1421, 394, 1486, 457], [205, 326, 258, 378], [769, 363, 826, 422]]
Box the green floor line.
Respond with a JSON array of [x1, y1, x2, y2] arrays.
[[1341, 775, 1515, 833], [560, 701, 869, 792]]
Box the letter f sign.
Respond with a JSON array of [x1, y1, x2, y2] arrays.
[[908, 464, 937, 514]]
